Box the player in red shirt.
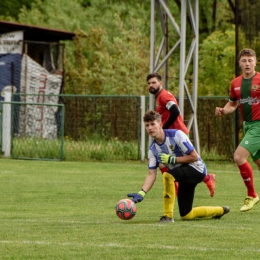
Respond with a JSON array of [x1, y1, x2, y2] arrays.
[[215, 48, 260, 212], [147, 72, 216, 222]]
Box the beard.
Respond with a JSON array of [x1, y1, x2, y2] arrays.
[[149, 86, 160, 95]]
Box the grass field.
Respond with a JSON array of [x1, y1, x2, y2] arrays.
[[1, 159, 260, 259]]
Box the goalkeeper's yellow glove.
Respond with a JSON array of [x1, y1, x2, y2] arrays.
[[159, 153, 176, 165]]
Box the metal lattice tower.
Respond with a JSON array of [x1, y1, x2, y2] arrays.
[[149, 0, 200, 153]]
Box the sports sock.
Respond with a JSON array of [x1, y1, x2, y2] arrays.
[[163, 172, 175, 219], [181, 206, 223, 220], [238, 161, 257, 198]]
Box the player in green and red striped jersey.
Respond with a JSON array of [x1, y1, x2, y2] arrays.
[[215, 48, 260, 212], [147, 72, 215, 223]]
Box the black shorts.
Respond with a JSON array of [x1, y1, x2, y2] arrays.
[[168, 164, 205, 217]]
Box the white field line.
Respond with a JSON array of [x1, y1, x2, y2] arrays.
[[0, 218, 253, 230], [0, 240, 260, 252], [211, 169, 260, 174], [208, 170, 239, 174]]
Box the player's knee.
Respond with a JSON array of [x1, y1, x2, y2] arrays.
[[164, 172, 175, 181], [233, 153, 245, 165], [234, 147, 249, 165]]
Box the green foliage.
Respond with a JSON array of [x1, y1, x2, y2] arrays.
[[16, 0, 150, 95], [11, 132, 235, 162], [18, 0, 88, 31], [0, 0, 34, 19], [200, 147, 230, 161], [198, 28, 236, 96], [1, 159, 260, 259], [85, 18, 150, 95], [199, 0, 234, 41], [64, 138, 139, 161], [65, 22, 150, 95], [11, 136, 139, 161], [238, 0, 260, 53], [12, 137, 63, 160], [0, 0, 238, 96]]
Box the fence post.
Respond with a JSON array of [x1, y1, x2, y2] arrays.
[[140, 96, 146, 161], [2, 91, 12, 157]]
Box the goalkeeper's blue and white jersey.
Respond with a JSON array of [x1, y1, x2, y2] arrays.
[[148, 129, 206, 174]]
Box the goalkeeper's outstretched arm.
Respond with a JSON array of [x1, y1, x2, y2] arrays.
[[127, 169, 157, 203], [141, 169, 157, 193]]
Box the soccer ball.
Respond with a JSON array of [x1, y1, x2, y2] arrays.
[[115, 199, 137, 220]]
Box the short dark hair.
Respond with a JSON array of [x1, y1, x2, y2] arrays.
[[143, 110, 161, 123], [238, 48, 256, 61], [146, 72, 162, 82]]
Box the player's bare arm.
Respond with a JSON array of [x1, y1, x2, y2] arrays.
[[215, 100, 238, 116], [127, 169, 157, 204], [175, 149, 198, 164], [142, 169, 157, 193]]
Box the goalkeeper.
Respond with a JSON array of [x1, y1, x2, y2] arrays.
[[127, 110, 229, 222], [147, 72, 215, 223]]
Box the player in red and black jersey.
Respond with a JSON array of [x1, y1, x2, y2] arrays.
[[147, 72, 215, 223], [215, 48, 260, 212]]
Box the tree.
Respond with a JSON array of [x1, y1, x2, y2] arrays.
[[198, 28, 237, 96], [17, 0, 151, 95], [1, 0, 237, 96], [0, 0, 35, 19]]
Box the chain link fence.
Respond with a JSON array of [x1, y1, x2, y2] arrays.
[[61, 95, 143, 142], [1, 99, 64, 160], [189, 97, 238, 161], [0, 94, 241, 161]]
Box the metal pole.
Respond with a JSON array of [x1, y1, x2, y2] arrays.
[[192, 0, 200, 154], [179, 0, 186, 116], [140, 96, 146, 161], [149, 0, 156, 145], [163, 0, 168, 90], [2, 91, 12, 157], [235, 0, 239, 150], [149, 0, 155, 111]]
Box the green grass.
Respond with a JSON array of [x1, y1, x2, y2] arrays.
[[12, 137, 62, 160], [11, 137, 140, 161], [0, 159, 260, 259], [64, 138, 139, 161]]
